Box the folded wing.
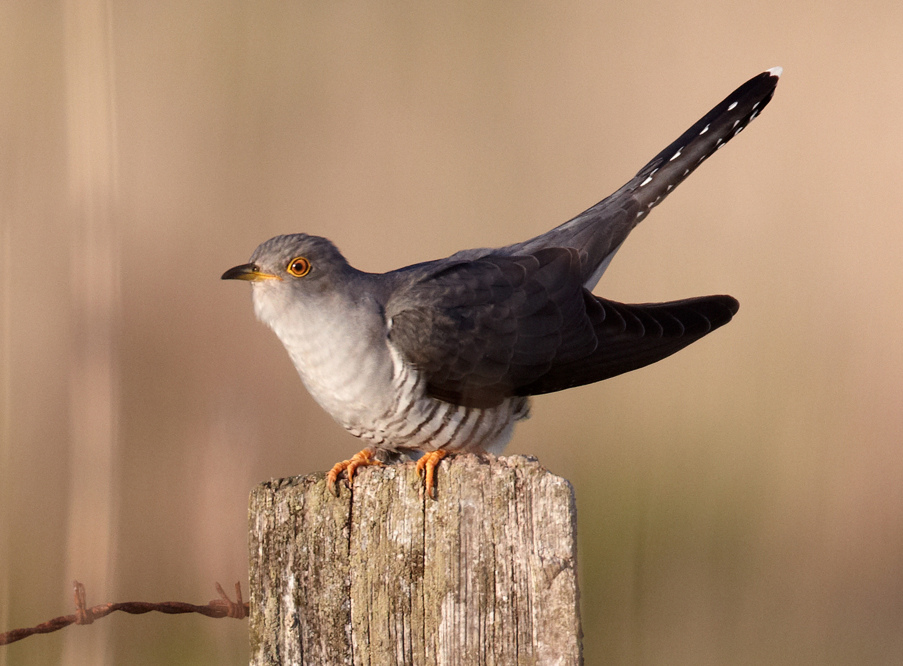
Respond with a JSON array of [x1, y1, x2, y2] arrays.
[[386, 249, 737, 407]]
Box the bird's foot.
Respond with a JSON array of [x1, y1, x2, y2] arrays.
[[326, 448, 383, 495], [416, 449, 450, 500]]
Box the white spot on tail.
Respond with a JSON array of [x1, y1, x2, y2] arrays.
[[669, 150, 682, 162], [640, 176, 653, 187], [700, 124, 709, 135], [728, 101, 738, 111], [767, 66, 783, 78]]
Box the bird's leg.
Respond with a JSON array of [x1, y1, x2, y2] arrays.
[[416, 449, 449, 500], [326, 448, 382, 495]]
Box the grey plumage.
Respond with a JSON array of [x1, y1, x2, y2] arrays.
[[223, 68, 780, 481]]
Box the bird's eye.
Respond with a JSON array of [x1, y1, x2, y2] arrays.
[[286, 256, 311, 277]]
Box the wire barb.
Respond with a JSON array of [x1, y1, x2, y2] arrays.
[[73, 581, 93, 625], [0, 581, 250, 646]]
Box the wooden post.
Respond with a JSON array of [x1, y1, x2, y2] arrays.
[[249, 454, 582, 665]]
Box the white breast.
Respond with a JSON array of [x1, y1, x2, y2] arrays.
[[253, 285, 396, 429], [252, 281, 530, 454]]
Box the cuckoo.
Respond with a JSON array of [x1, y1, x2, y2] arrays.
[[223, 68, 781, 497]]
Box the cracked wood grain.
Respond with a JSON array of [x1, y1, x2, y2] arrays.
[[250, 454, 582, 665]]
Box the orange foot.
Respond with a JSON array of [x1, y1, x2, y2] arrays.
[[416, 449, 450, 500], [326, 448, 382, 495]]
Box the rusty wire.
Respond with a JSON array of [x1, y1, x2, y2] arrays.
[[0, 580, 249, 646]]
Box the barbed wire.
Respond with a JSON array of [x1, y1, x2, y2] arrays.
[[0, 580, 248, 646]]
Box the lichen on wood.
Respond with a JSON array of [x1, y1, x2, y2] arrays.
[[249, 454, 582, 665]]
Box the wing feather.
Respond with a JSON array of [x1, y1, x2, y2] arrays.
[[387, 248, 738, 407]]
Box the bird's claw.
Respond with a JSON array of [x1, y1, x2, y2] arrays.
[[416, 450, 449, 500], [326, 448, 382, 495]]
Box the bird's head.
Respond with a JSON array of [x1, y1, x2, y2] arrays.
[[222, 233, 354, 328]]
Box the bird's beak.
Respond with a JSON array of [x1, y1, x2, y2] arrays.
[[221, 263, 281, 282]]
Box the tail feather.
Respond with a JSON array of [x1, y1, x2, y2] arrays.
[[508, 68, 781, 288], [629, 67, 781, 216]]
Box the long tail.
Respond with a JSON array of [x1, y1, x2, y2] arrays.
[[510, 67, 782, 287], [628, 66, 781, 216]]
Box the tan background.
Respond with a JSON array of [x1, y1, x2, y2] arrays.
[[4, 1, 903, 664]]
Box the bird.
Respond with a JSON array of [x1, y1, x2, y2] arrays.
[[223, 67, 781, 497]]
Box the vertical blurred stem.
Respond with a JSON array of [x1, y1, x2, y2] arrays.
[[62, 1, 119, 664], [0, 216, 10, 666]]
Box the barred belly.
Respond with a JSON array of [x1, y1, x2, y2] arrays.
[[345, 348, 530, 454]]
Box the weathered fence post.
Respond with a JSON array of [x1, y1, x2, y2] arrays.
[[249, 454, 582, 665]]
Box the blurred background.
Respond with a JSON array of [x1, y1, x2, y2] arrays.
[[3, 1, 903, 664]]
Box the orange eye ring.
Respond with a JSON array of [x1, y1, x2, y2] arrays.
[[286, 256, 311, 277]]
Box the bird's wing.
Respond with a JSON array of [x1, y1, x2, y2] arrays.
[[514, 293, 739, 397], [386, 249, 738, 408], [386, 248, 595, 408]]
